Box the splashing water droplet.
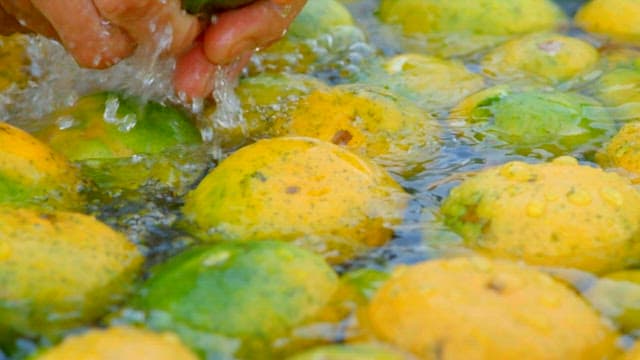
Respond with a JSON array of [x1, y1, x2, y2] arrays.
[[200, 64, 246, 148], [55, 115, 75, 130]]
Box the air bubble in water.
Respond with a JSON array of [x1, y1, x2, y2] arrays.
[[55, 115, 75, 130]]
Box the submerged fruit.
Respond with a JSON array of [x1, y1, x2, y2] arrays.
[[131, 241, 338, 358], [36, 92, 201, 161], [0, 34, 30, 92], [0, 207, 142, 341], [575, 0, 640, 44], [284, 84, 440, 175], [205, 73, 327, 149], [441, 157, 640, 273], [287, 343, 409, 360], [0, 122, 84, 210], [35, 92, 202, 192], [182, 137, 408, 263], [358, 53, 485, 110], [482, 32, 599, 83], [592, 66, 640, 120], [378, 0, 566, 36], [35, 327, 198, 360], [368, 257, 618, 359], [451, 88, 611, 153], [600, 122, 640, 174]]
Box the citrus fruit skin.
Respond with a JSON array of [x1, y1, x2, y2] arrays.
[[284, 84, 440, 176], [0, 34, 29, 92], [287, 343, 410, 360], [481, 32, 599, 83], [34, 327, 198, 360], [182, 137, 408, 263], [205, 73, 327, 149], [131, 241, 339, 358], [593, 67, 640, 107], [601, 122, 640, 174], [575, 0, 640, 44], [0, 122, 84, 211], [368, 257, 618, 360], [33, 92, 202, 192], [441, 157, 640, 274], [357, 53, 485, 111], [36, 92, 201, 161], [451, 88, 611, 153], [0, 207, 143, 341], [378, 0, 566, 36]]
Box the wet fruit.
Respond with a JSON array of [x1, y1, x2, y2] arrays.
[[379, 0, 566, 36], [204, 73, 327, 149], [283, 84, 440, 175], [368, 257, 617, 359], [358, 53, 485, 110], [575, 0, 640, 44], [182, 137, 408, 263], [130, 241, 338, 358], [36, 92, 201, 161], [600, 122, 640, 174], [0, 207, 142, 341], [0, 34, 30, 92], [35, 327, 198, 360], [450, 88, 612, 153], [0, 122, 84, 210], [482, 32, 599, 83], [287, 343, 409, 360], [441, 157, 640, 273]]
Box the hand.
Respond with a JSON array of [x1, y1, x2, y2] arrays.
[[0, 0, 306, 99]]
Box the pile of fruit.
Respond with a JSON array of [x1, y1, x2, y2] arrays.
[[4, 0, 640, 358]]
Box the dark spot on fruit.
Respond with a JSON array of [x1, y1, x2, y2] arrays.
[[486, 278, 506, 293], [286, 186, 300, 194], [250, 171, 267, 182], [331, 129, 353, 146]]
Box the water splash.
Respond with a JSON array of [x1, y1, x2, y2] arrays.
[[200, 64, 247, 156], [0, 34, 177, 131]]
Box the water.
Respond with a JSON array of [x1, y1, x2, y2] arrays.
[[202, 65, 246, 145], [0, 0, 638, 357]]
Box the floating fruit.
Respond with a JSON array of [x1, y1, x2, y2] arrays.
[[34, 327, 198, 360], [482, 32, 599, 83], [575, 0, 640, 44], [130, 241, 338, 358], [367, 257, 618, 359], [0, 207, 142, 341], [0, 122, 84, 210], [441, 157, 640, 273], [283, 84, 440, 175], [182, 137, 408, 263], [450, 88, 612, 153]]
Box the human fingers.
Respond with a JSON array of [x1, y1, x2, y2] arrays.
[[30, 0, 135, 68], [0, 3, 28, 35], [92, 0, 202, 57], [202, 0, 306, 65], [173, 42, 252, 100], [0, 0, 57, 38]]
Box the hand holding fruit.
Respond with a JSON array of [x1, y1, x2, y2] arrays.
[[0, 0, 306, 99]]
